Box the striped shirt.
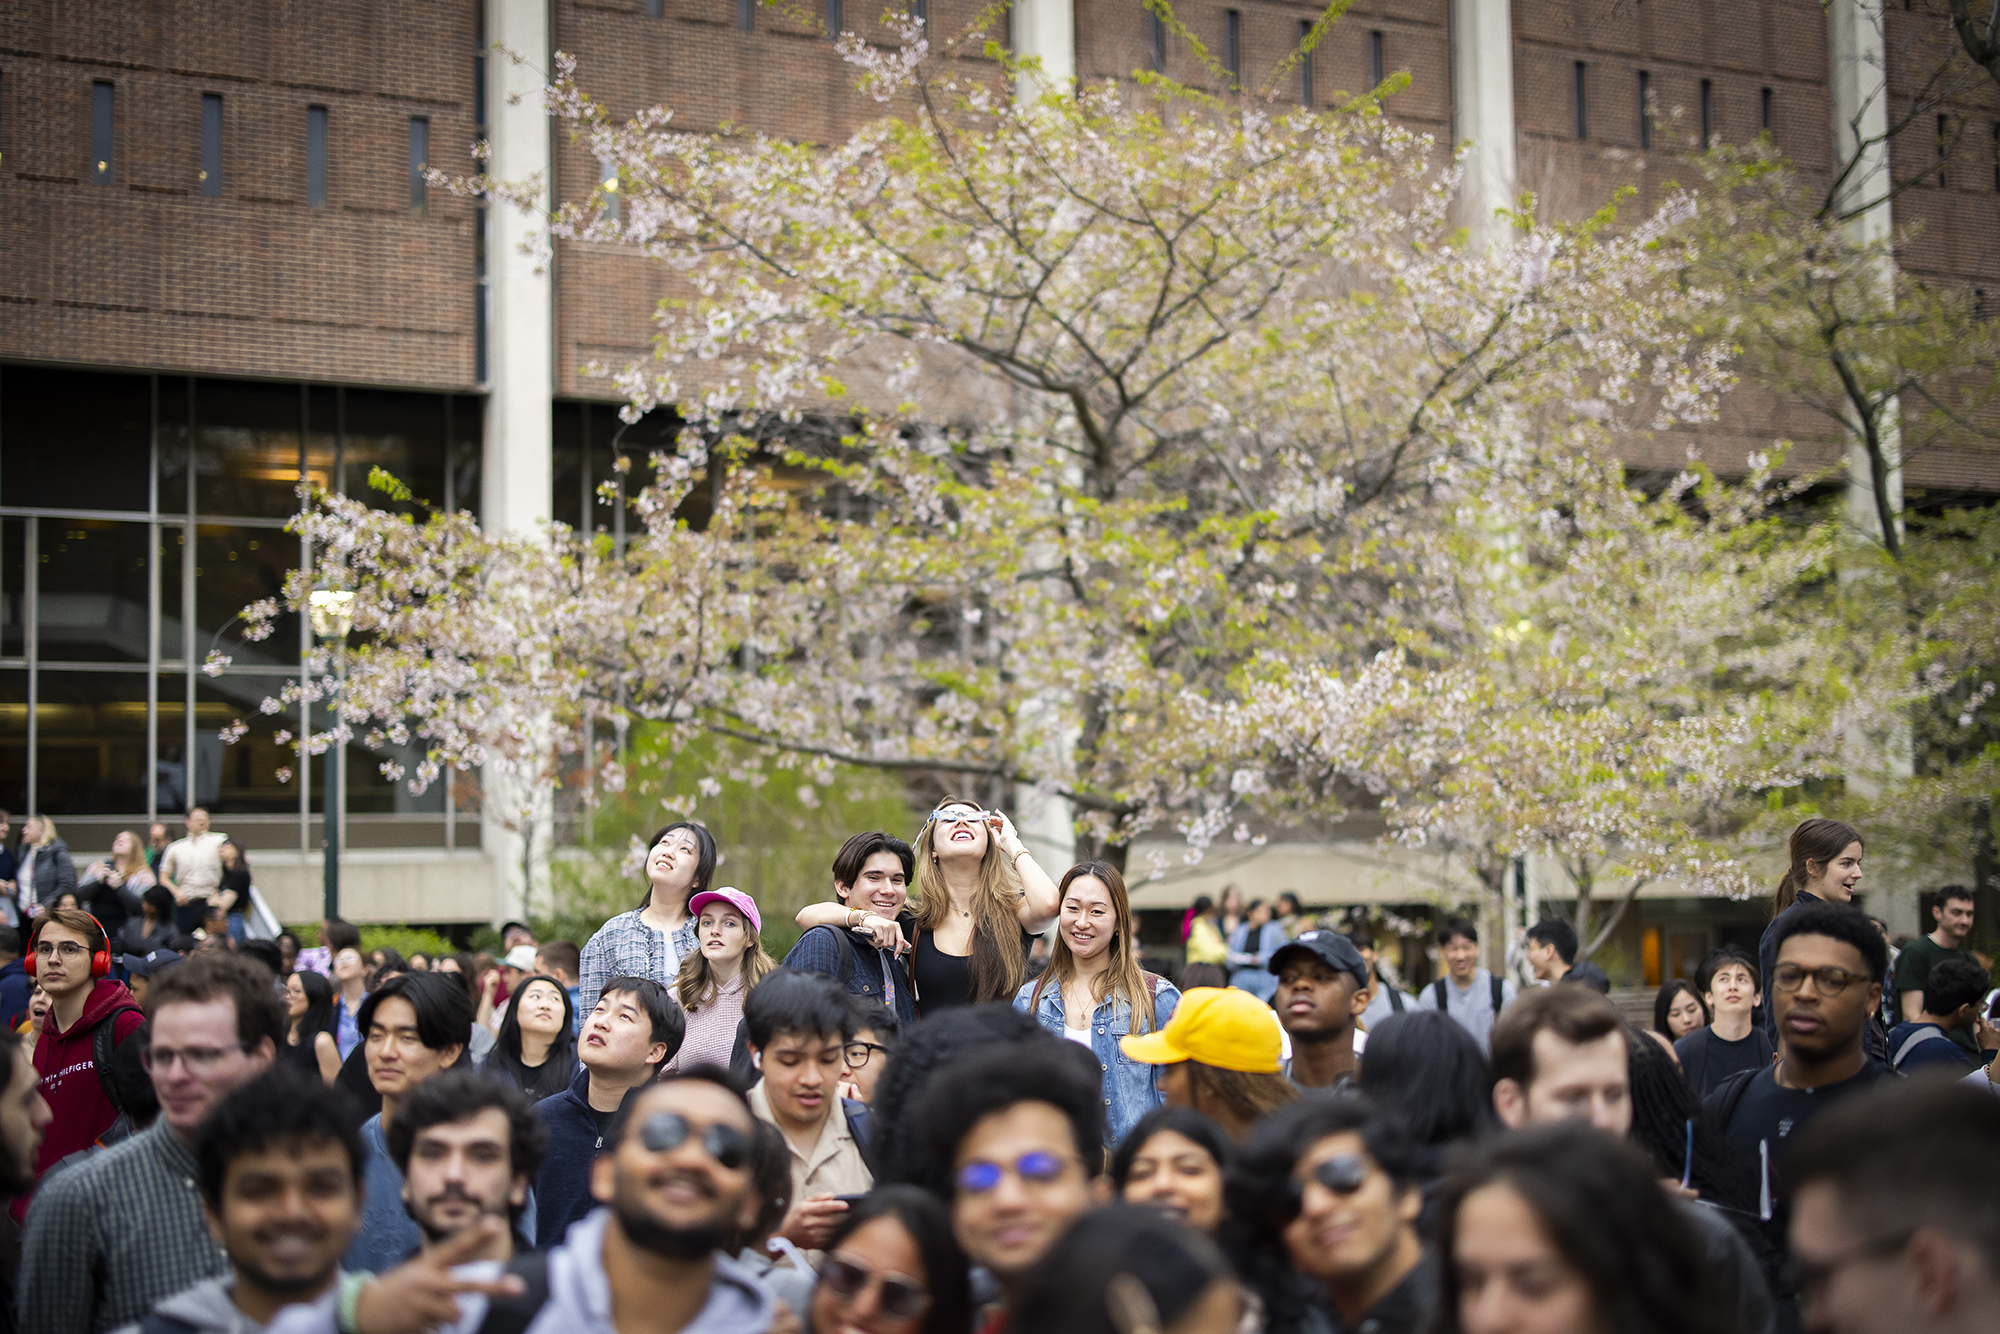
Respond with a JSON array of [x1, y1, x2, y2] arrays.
[[578, 910, 699, 1019], [18, 1119, 229, 1333]]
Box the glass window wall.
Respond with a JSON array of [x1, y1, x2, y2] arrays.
[[0, 365, 483, 852]]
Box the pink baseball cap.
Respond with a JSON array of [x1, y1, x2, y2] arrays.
[[688, 887, 761, 935]]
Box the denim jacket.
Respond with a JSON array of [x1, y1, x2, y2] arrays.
[[1015, 974, 1182, 1147]]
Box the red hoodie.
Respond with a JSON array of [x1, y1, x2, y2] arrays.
[[31, 977, 144, 1178]]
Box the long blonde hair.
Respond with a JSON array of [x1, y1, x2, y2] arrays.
[[912, 793, 1026, 1004], [1030, 861, 1158, 1031], [675, 897, 775, 1011]]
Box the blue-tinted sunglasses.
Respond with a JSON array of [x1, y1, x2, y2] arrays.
[[956, 1150, 1073, 1194]]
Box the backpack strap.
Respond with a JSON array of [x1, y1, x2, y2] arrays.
[[1702, 1067, 1759, 1132], [1893, 1025, 1953, 1068], [1433, 978, 1449, 1010], [91, 1004, 144, 1114], [1385, 984, 1404, 1013], [476, 1250, 551, 1334], [830, 924, 859, 988], [1490, 973, 1505, 1014]]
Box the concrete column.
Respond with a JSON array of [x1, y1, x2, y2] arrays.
[[1826, 0, 1903, 550], [1013, 0, 1076, 101], [1449, 0, 1518, 248], [482, 0, 556, 925]]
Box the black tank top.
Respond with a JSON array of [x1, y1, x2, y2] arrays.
[[912, 929, 974, 1012]]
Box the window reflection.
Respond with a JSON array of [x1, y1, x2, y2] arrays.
[[33, 670, 152, 814], [193, 526, 301, 664], [36, 520, 154, 665], [0, 368, 151, 513]]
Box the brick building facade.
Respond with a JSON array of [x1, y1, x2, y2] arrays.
[[2, 0, 1994, 926]]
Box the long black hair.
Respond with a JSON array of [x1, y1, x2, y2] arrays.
[[1355, 1009, 1495, 1152], [819, 1186, 973, 1334], [1653, 978, 1707, 1036], [482, 973, 578, 1100], [1624, 1024, 1757, 1216], [1434, 1123, 1742, 1334], [635, 822, 717, 911], [291, 968, 337, 1045]]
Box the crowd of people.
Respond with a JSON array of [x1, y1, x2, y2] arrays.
[[0, 801, 1991, 1334]]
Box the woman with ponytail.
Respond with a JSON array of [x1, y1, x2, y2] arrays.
[[1757, 817, 1865, 1041]]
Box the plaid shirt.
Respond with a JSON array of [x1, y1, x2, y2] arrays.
[[578, 910, 699, 1019], [18, 1119, 229, 1333]]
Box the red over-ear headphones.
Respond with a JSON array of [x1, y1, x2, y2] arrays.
[[26, 911, 113, 980]]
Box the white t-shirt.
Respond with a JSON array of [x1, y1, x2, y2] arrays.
[[1062, 1022, 1092, 1047]]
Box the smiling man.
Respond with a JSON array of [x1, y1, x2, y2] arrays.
[[345, 973, 473, 1274], [785, 832, 918, 1028], [1415, 917, 1514, 1054], [126, 1066, 366, 1334], [1269, 931, 1372, 1092], [1894, 885, 1978, 1048], [20, 952, 282, 1333], [535, 975, 683, 1250], [744, 970, 870, 1251]]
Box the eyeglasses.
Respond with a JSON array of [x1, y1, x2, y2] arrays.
[[956, 1150, 1075, 1194], [34, 941, 89, 961], [1290, 1153, 1371, 1206], [818, 1254, 934, 1319], [141, 1044, 247, 1075], [928, 808, 986, 827], [1771, 963, 1868, 996], [638, 1111, 750, 1170], [844, 1041, 890, 1068]]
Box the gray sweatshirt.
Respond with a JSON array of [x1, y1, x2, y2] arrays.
[[109, 1276, 342, 1334]]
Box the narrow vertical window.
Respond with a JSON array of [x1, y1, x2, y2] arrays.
[[1637, 70, 1651, 149], [826, 0, 841, 37], [200, 94, 223, 197], [1224, 10, 1241, 89], [910, 0, 925, 23], [1370, 31, 1384, 87], [1151, 10, 1166, 74], [599, 156, 619, 225], [1299, 20, 1314, 105], [1699, 79, 1712, 148], [306, 106, 328, 208], [738, 0, 755, 29], [1937, 114, 1950, 187], [91, 80, 115, 186], [408, 117, 429, 215], [1760, 86, 1773, 134], [645, 0, 663, 16], [1991, 122, 1998, 191], [1574, 62, 1588, 140]]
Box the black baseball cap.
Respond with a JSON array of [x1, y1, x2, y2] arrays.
[[119, 949, 184, 979], [1269, 930, 1369, 986]]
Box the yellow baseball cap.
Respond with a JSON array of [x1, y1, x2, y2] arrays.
[[1118, 987, 1283, 1074]]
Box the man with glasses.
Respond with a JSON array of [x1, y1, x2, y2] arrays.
[[23, 908, 147, 1189], [317, 1070, 777, 1334], [841, 1001, 898, 1104], [906, 1037, 1109, 1334], [1785, 1079, 2000, 1334], [1707, 902, 1894, 1317], [20, 952, 281, 1333], [744, 971, 871, 1252]]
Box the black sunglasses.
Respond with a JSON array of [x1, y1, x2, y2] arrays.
[[1287, 1153, 1370, 1209], [638, 1111, 750, 1170], [819, 1254, 933, 1319]]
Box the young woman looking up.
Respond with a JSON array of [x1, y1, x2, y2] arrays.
[[904, 796, 1060, 1010], [480, 973, 579, 1100], [668, 887, 775, 1074], [1015, 860, 1181, 1144], [579, 821, 715, 1017]]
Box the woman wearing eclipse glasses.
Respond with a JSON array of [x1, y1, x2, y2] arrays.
[[803, 797, 1061, 1013]]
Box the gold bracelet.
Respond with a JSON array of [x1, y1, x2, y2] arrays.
[[1011, 848, 1032, 865]]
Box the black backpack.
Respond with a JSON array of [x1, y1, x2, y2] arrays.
[[91, 1004, 155, 1142], [1434, 974, 1505, 1015]]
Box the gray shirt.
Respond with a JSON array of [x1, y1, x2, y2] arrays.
[[1360, 983, 1419, 1033], [19, 1119, 230, 1333], [1415, 969, 1517, 1053]]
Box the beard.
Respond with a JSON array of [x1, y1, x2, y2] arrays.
[[414, 1186, 513, 1245], [610, 1173, 734, 1262], [234, 1226, 340, 1303]]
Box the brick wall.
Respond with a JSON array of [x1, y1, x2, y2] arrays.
[[0, 0, 481, 389]]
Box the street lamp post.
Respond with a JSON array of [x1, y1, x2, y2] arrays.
[[308, 588, 356, 921]]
